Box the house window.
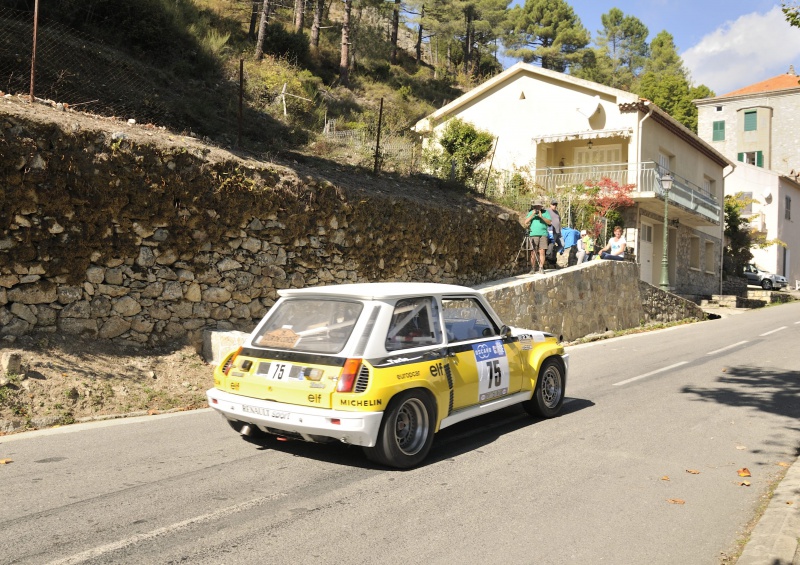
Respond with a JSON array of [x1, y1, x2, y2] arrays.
[[741, 192, 753, 215], [704, 241, 715, 273], [737, 151, 764, 167], [744, 110, 757, 131], [658, 152, 671, 174], [690, 237, 700, 269], [641, 224, 652, 243], [712, 120, 725, 141], [786, 196, 792, 220], [715, 106, 723, 112], [702, 177, 716, 198]]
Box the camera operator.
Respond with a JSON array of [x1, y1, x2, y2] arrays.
[[523, 200, 551, 275]]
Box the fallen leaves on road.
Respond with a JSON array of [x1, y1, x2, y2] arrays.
[[148, 409, 160, 416], [777, 462, 790, 467], [737, 481, 751, 487], [686, 469, 700, 474], [737, 468, 751, 477], [661, 476, 670, 481], [735, 445, 746, 450], [667, 499, 686, 505], [787, 501, 794, 506], [0, 459, 13, 464]]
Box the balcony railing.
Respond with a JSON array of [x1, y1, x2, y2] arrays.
[[492, 161, 721, 223]]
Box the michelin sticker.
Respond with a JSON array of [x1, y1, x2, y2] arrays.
[[473, 340, 510, 402]]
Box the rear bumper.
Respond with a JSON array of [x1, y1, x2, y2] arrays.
[[206, 388, 384, 447]]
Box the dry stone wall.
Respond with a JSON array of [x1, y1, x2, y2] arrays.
[[0, 99, 524, 346]]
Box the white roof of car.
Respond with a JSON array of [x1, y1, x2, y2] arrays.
[[278, 282, 476, 300]]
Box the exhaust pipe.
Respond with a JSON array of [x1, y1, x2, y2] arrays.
[[240, 424, 253, 437]]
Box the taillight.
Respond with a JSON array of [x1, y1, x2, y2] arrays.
[[222, 347, 242, 376], [336, 358, 362, 392]]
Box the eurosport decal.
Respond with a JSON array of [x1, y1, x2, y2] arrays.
[[473, 340, 510, 402]]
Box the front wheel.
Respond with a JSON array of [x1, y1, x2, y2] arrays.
[[364, 390, 435, 469], [523, 357, 565, 418], [761, 279, 773, 290]]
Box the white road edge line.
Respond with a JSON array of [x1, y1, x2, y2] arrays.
[[706, 340, 749, 355], [45, 492, 288, 565], [612, 361, 689, 387], [760, 326, 787, 337]]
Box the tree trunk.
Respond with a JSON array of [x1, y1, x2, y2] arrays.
[[415, 6, 424, 63], [254, 0, 270, 60], [463, 9, 473, 74], [310, 0, 324, 49], [294, 0, 305, 33], [389, 0, 400, 64], [248, 1, 260, 40], [339, 0, 352, 84]]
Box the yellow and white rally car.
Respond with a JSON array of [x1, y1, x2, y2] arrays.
[[207, 282, 568, 468]]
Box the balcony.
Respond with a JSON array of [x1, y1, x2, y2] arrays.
[[528, 162, 721, 224]]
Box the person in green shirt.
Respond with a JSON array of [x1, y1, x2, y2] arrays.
[[523, 200, 551, 274]]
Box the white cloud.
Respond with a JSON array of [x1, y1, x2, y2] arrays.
[[682, 6, 800, 95]]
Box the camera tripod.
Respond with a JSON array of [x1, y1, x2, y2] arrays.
[[514, 236, 545, 272]]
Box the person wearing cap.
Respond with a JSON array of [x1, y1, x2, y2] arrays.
[[523, 201, 551, 274], [578, 229, 594, 263]]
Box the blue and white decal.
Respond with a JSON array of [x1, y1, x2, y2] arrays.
[[473, 340, 510, 402]]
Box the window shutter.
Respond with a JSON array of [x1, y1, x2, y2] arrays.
[[737, 152, 744, 162], [744, 111, 757, 131], [756, 151, 764, 167], [712, 121, 725, 141]]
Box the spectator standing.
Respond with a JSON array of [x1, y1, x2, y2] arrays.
[[548, 199, 562, 258], [523, 201, 551, 274], [578, 229, 594, 263], [561, 226, 581, 266], [599, 226, 626, 261]]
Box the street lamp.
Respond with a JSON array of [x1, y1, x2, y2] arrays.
[[659, 173, 674, 290]]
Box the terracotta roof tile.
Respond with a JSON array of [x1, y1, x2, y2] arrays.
[[720, 73, 800, 97]]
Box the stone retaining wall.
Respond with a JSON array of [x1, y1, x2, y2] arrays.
[[479, 261, 704, 341], [0, 100, 524, 346]]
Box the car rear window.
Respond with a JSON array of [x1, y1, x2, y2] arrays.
[[252, 299, 363, 354]]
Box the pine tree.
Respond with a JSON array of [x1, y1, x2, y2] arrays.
[[635, 31, 714, 132], [503, 0, 589, 72]]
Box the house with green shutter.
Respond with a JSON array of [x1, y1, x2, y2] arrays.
[[415, 62, 731, 296], [696, 67, 800, 286]]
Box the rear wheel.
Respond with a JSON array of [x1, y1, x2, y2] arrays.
[[761, 279, 773, 290], [364, 390, 435, 469], [523, 357, 565, 418]]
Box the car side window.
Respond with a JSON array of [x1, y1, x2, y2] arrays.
[[385, 297, 443, 352], [442, 297, 499, 342]]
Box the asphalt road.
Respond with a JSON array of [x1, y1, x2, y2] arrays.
[[1, 302, 799, 565]]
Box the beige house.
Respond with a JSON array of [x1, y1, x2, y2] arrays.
[[415, 62, 732, 296], [695, 68, 800, 286]]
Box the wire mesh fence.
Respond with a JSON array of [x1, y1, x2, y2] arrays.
[[1, 7, 174, 123], [321, 119, 419, 173]]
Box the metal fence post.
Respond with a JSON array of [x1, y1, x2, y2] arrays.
[[373, 97, 384, 174], [29, 0, 39, 102]]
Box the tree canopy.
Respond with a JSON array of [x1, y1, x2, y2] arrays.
[[503, 0, 590, 72]]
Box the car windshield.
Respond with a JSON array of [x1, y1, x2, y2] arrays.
[[252, 298, 363, 354]]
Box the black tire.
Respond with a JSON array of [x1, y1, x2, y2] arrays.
[[761, 279, 773, 290], [523, 357, 565, 418], [364, 390, 435, 469]]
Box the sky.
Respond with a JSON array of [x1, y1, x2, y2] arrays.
[[508, 1, 800, 96]]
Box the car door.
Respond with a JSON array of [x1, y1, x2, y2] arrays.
[[440, 296, 524, 409]]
